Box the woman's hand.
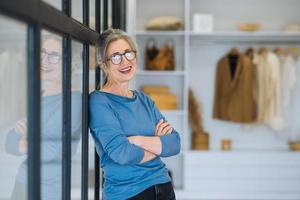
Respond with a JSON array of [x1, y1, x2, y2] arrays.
[[155, 119, 173, 136], [14, 118, 28, 154], [19, 137, 27, 154], [127, 136, 138, 145], [127, 135, 162, 155], [14, 118, 27, 136]]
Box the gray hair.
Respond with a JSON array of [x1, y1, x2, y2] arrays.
[[96, 28, 138, 72]]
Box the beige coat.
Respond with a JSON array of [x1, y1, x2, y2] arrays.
[[254, 51, 285, 130], [213, 54, 256, 123]]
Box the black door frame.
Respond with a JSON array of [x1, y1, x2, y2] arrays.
[[0, 0, 126, 200]]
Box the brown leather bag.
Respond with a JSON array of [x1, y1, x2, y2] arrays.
[[145, 39, 175, 71], [145, 39, 159, 70]]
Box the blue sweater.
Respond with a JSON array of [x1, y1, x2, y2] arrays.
[[5, 92, 82, 200], [89, 90, 181, 200]]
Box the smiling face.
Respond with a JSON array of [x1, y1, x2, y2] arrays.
[[41, 38, 62, 91], [105, 39, 137, 84]]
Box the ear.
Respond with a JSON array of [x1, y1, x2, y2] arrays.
[[97, 57, 102, 65], [101, 62, 109, 75]]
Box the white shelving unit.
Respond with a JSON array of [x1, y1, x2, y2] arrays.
[[190, 31, 300, 42], [136, 70, 186, 76], [136, 30, 186, 36], [127, 0, 300, 199]]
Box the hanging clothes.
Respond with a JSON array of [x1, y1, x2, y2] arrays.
[[288, 56, 300, 138], [275, 52, 297, 135], [253, 50, 285, 131], [0, 50, 26, 131], [276, 53, 297, 107], [213, 51, 256, 123]]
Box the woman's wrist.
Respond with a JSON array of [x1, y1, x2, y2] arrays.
[[128, 135, 162, 155], [130, 135, 141, 146]]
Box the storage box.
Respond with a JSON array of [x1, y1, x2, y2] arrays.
[[289, 141, 300, 151], [141, 85, 177, 110], [192, 13, 214, 33], [141, 85, 170, 94], [148, 93, 177, 110], [192, 131, 209, 150]]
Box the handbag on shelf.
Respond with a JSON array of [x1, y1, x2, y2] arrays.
[[145, 16, 183, 31], [145, 39, 159, 70], [145, 39, 175, 71]]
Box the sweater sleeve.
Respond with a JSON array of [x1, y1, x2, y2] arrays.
[[147, 94, 181, 157], [41, 95, 82, 163], [4, 128, 24, 156], [70, 92, 82, 156], [89, 93, 144, 165]]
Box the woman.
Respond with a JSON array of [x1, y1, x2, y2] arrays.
[[5, 37, 82, 200], [89, 28, 181, 200]]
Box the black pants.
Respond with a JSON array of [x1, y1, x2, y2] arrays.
[[128, 182, 176, 200]]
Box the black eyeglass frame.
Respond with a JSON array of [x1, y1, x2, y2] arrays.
[[106, 50, 136, 65], [41, 48, 62, 64]]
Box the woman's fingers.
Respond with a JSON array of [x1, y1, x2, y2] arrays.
[[155, 119, 164, 135], [157, 122, 173, 136], [156, 122, 169, 135], [165, 126, 173, 134], [15, 123, 26, 135], [161, 124, 172, 135], [155, 119, 174, 136], [15, 118, 28, 135]]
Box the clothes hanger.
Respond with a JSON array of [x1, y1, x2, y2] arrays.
[[245, 47, 254, 54], [165, 39, 175, 48], [244, 48, 255, 61], [245, 48, 255, 57], [229, 47, 239, 56], [287, 46, 300, 57], [274, 47, 288, 57], [258, 47, 268, 54], [227, 48, 239, 80]]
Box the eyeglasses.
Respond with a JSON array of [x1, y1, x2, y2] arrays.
[[41, 48, 62, 64], [107, 50, 136, 65]]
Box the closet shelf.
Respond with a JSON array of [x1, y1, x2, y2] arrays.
[[183, 149, 300, 155], [136, 70, 186, 76], [189, 31, 300, 42], [135, 30, 185, 36]]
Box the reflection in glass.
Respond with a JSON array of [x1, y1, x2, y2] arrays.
[[0, 15, 27, 200], [71, 40, 83, 199], [89, 45, 97, 92], [89, 0, 96, 30], [43, 0, 61, 11], [88, 45, 97, 193], [72, 0, 83, 23], [40, 30, 63, 200], [39, 31, 82, 200]]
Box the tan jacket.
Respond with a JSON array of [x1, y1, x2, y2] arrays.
[[213, 54, 256, 123]]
